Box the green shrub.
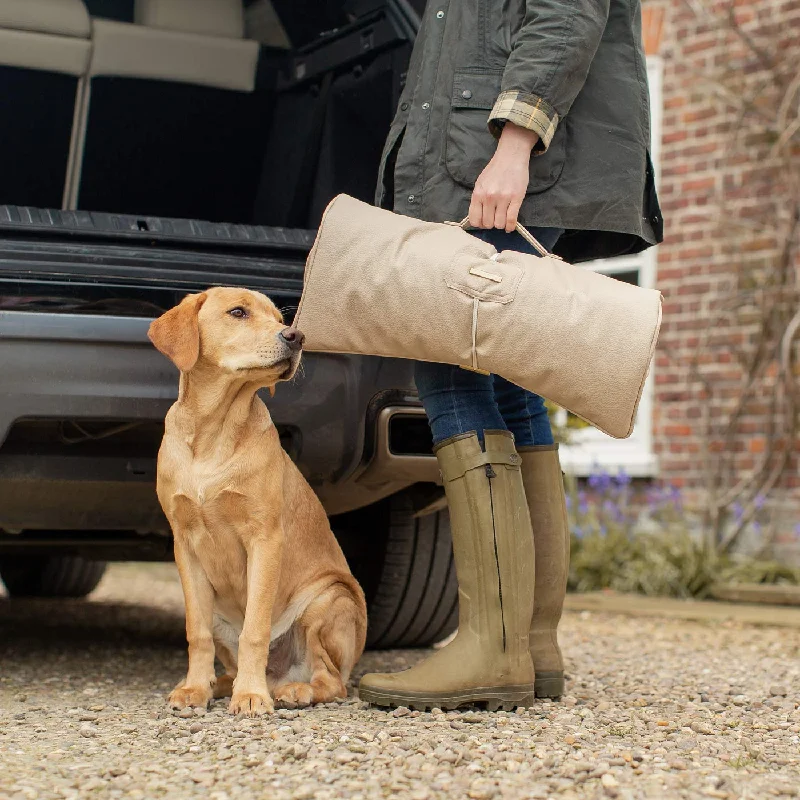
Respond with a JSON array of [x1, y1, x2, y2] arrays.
[[566, 469, 800, 598]]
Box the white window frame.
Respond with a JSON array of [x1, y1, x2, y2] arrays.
[[559, 56, 662, 478]]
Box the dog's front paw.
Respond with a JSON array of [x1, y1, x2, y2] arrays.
[[168, 684, 212, 710], [229, 691, 274, 717]]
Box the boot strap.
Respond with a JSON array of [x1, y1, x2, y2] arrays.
[[440, 450, 521, 483]]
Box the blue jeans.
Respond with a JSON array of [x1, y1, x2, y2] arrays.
[[416, 226, 564, 448]]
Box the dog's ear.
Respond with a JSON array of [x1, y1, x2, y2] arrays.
[[148, 292, 207, 372]]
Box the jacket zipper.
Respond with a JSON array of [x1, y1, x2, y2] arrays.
[[485, 463, 506, 652]]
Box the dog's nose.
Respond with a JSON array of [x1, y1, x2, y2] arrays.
[[279, 327, 305, 352]]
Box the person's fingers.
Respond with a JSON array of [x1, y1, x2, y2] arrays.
[[494, 198, 510, 230], [505, 197, 523, 233], [468, 195, 483, 229], [481, 193, 496, 229]]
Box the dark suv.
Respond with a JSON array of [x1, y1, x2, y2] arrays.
[[0, 0, 457, 649]]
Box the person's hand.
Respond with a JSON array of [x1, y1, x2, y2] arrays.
[[468, 122, 539, 232]]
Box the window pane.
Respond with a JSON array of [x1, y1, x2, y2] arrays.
[[611, 269, 641, 287]]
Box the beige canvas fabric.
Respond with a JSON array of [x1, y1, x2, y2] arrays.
[[294, 194, 663, 439]]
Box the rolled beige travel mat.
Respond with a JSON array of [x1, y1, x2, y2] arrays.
[[295, 194, 662, 440]]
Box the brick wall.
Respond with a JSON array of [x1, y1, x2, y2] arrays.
[[646, 0, 800, 540]]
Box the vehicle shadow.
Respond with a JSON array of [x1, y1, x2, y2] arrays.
[[0, 595, 187, 653], [1, 601, 185, 698], [0, 592, 188, 705], [0, 563, 432, 696]]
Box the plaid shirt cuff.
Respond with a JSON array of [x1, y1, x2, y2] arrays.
[[488, 90, 559, 153]]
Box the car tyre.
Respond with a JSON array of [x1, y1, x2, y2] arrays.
[[333, 490, 458, 649], [0, 555, 107, 598]]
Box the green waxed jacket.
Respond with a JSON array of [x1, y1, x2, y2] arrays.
[[376, 0, 663, 263]]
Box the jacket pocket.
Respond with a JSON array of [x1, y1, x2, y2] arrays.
[[444, 70, 566, 193], [446, 250, 524, 304]]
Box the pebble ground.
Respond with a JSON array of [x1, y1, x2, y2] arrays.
[[1, 563, 799, 800]]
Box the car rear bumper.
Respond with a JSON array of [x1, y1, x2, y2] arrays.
[[0, 310, 436, 532]]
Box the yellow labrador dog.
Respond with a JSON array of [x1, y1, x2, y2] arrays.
[[148, 287, 367, 716]]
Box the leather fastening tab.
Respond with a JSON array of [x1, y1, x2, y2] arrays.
[[440, 448, 522, 483], [446, 251, 523, 304]]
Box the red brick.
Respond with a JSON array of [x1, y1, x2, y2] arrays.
[[677, 246, 714, 259], [682, 107, 719, 123], [677, 282, 711, 295], [664, 424, 693, 437], [681, 177, 716, 193], [664, 95, 687, 109], [663, 130, 689, 145]]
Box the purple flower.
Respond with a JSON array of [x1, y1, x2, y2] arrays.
[[588, 469, 613, 493], [573, 525, 585, 539], [616, 468, 632, 487], [754, 494, 766, 510], [794, 522, 800, 539], [565, 494, 572, 511], [578, 490, 589, 516], [732, 501, 744, 522]]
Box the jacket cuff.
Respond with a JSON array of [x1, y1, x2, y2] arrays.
[[488, 90, 559, 154]]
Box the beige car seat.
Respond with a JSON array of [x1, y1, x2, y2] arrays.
[[0, 0, 91, 208], [68, 0, 273, 222]]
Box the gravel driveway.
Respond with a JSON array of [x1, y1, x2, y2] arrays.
[[1, 563, 799, 800]]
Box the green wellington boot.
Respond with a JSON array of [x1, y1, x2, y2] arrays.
[[517, 444, 570, 699], [359, 430, 536, 711]]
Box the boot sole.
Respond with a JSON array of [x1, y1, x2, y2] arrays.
[[358, 684, 535, 712], [534, 671, 564, 699]]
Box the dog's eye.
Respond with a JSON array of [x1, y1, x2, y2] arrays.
[[228, 307, 248, 319]]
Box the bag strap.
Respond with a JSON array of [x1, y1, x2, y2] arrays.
[[450, 217, 559, 260], [439, 448, 521, 483]]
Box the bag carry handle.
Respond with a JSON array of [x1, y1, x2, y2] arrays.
[[455, 217, 552, 258]]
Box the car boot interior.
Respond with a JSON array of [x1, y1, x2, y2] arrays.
[[0, 0, 414, 228]]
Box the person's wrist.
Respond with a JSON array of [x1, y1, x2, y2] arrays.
[[496, 121, 539, 155]]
